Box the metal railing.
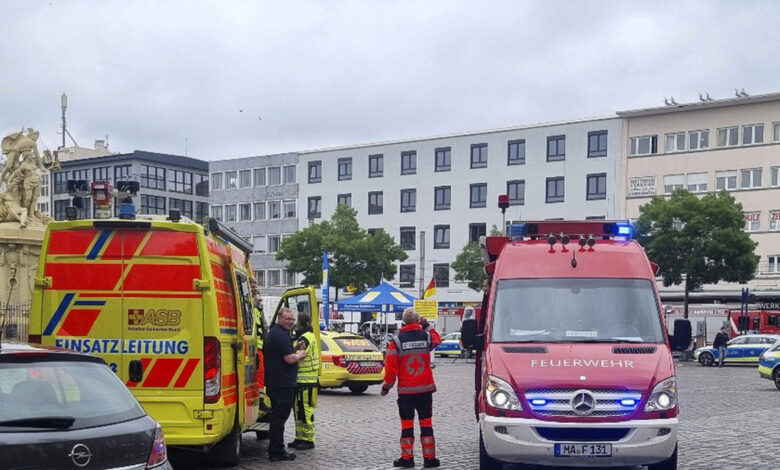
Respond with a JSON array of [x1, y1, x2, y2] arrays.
[[1, 301, 31, 343]]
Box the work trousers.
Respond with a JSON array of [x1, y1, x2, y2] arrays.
[[397, 392, 436, 461], [266, 385, 295, 457], [293, 385, 318, 443], [718, 346, 727, 367]]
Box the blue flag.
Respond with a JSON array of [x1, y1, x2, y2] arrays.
[[322, 251, 329, 326]]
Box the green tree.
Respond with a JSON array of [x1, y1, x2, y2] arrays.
[[635, 189, 759, 317], [276, 204, 407, 294], [452, 242, 486, 292]]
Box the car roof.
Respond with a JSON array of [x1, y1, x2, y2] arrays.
[[0, 342, 106, 364]]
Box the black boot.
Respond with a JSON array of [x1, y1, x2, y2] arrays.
[[393, 458, 415, 468], [423, 457, 440, 468]]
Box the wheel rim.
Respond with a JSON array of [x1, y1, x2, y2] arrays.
[[701, 353, 713, 366]]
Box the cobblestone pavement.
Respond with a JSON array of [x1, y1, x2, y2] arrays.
[[169, 359, 780, 470]]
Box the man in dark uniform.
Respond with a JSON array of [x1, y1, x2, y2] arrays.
[[713, 326, 729, 367], [263, 307, 307, 461]]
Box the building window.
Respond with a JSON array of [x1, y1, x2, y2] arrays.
[[54, 199, 68, 221], [507, 180, 525, 206], [196, 202, 208, 222], [772, 167, 780, 187], [194, 174, 208, 197], [400, 188, 416, 213], [268, 269, 281, 286], [470, 183, 487, 208], [741, 168, 762, 189], [433, 263, 450, 288], [399, 264, 415, 287], [308, 161, 322, 183], [239, 169, 252, 188], [93, 166, 110, 183], [308, 197, 321, 219], [53, 171, 69, 194], [434, 147, 451, 172], [40, 173, 49, 197], [401, 151, 417, 175], [253, 202, 265, 220], [689, 130, 709, 150], [338, 158, 352, 181], [434, 225, 450, 249], [284, 165, 296, 184], [224, 204, 236, 222], [368, 191, 383, 215], [629, 135, 658, 156], [268, 235, 281, 254], [507, 139, 526, 165], [715, 171, 737, 190], [665, 132, 685, 153], [254, 270, 265, 287], [115, 164, 130, 184], [268, 167, 281, 185], [235, 202, 250, 221], [744, 212, 760, 232], [367, 228, 379, 236], [211, 205, 223, 221], [284, 270, 295, 286], [469, 223, 486, 243], [269, 201, 281, 219], [546, 177, 565, 203], [471, 143, 488, 168], [743, 124, 764, 145], [37, 202, 49, 215], [211, 172, 223, 191], [768, 256, 780, 274], [769, 211, 780, 231], [663, 174, 684, 194], [169, 169, 193, 194], [434, 186, 451, 210], [686, 173, 708, 193], [774, 122, 780, 142], [254, 168, 266, 186], [253, 236, 266, 253], [284, 200, 296, 218], [337, 193, 352, 208], [717, 127, 739, 147], [224, 171, 237, 189], [141, 194, 166, 215], [169, 198, 194, 219], [400, 227, 416, 250], [141, 165, 166, 190], [586, 173, 607, 200], [369, 154, 383, 178], [547, 135, 565, 161], [587, 131, 608, 158]]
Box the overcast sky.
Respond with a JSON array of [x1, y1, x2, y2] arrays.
[[2, 0, 778, 161]]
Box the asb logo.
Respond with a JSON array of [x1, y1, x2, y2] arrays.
[[128, 309, 182, 326]]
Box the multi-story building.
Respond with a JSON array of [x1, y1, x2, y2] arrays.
[[209, 153, 299, 297], [51, 150, 209, 223], [618, 91, 780, 295], [298, 117, 623, 304]]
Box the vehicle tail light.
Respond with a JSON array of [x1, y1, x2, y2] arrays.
[[28, 334, 41, 344], [332, 355, 346, 367], [146, 424, 168, 468], [204, 337, 221, 404]]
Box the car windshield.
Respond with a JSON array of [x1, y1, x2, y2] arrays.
[[442, 333, 460, 341], [491, 278, 665, 343], [0, 360, 146, 431]]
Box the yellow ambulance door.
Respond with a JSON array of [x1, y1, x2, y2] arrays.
[[233, 271, 258, 429], [37, 226, 125, 375], [272, 287, 321, 372], [120, 228, 205, 442]]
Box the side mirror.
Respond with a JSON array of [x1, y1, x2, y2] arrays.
[[461, 317, 483, 351], [670, 319, 693, 351]]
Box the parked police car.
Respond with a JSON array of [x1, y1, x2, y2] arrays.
[[758, 340, 780, 389], [694, 334, 780, 366], [0, 342, 172, 470]]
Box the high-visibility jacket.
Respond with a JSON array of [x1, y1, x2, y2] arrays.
[[297, 330, 319, 386], [384, 323, 441, 395], [254, 305, 266, 349]]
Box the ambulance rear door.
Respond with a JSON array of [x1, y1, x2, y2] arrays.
[[271, 286, 322, 373], [118, 225, 204, 442]]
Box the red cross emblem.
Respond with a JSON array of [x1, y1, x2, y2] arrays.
[[404, 355, 425, 376]]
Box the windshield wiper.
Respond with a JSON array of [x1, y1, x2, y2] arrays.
[[0, 416, 76, 429]]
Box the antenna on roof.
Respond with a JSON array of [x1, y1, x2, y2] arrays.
[[663, 97, 671, 106], [705, 92, 713, 101], [740, 88, 749, 97], [669, 97, 678, 105]]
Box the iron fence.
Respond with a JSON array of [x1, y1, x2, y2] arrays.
[[1, 301, 31, 343]]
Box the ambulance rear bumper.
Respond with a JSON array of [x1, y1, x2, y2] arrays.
[[480, 414, 678, 467]]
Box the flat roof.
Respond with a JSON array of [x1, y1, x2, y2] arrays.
[[617, 91, 780, 118], [58, 150, 209, 171]]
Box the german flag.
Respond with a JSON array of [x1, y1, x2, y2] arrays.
[[423, 278, 436, 300]]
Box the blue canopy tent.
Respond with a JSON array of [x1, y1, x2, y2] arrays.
[[335, 281, 417, 336]]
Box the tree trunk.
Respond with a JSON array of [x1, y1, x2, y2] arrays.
[[683, 277, 690, 319]]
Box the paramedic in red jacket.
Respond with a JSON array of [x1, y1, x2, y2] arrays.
[[381, 308, 442, 468]]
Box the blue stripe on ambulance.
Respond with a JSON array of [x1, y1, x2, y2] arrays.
[[43, 292, 76, 335], [220, 328, 238, 335], [86, 229, 112, 260]]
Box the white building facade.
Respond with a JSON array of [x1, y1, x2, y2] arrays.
[[298, 118, 623, 305]]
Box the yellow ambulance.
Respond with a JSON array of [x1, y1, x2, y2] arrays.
[[29, 215, 319, 465]]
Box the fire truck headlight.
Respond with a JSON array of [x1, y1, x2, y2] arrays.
[[644, 376, 677, 412], [485, 375, 522, 411]]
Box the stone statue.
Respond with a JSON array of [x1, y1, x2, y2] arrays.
[[0, 128, 54, 228]]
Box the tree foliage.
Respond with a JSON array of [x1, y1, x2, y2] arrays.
[[276, 205, 407, 292], [452, 242, 486, 292], [635, 189, 759, 315]]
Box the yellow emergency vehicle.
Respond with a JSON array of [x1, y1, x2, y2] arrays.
[[29, 214, 319, 465]]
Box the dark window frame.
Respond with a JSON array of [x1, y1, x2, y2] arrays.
[[469, 223, 486, 244], [141, 194, 166, 215], [401, 151, 417, 175], [369, 154, 384, 178], [308, 161, 322, 184], [470, 143, 488, 169], [547, 135, 566, 162], [433, 263, 450, 288], [399, 264, 416, 286], [337, 193, 352, 207], [434, 186, 451, 211], [400, 226, 416, 251], [140, 164, 166, 190], [507, 179, 525, 206], [507, 139, 526, 165], [586, 173, 607, 200], [433, 225, 450, 249], [169, 169, 193, 194], [470, 183, 487, 208], [435, 147, 451, 172], [368, 191, 384, 215], [338, 157, 353, 181], [546, 176, 565, 203], [588, 130, 608, 158], [308, 196, 322, 219], [400, 188, 416, 213]]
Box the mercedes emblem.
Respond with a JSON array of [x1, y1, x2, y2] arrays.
[[570, 390, 596, 416]]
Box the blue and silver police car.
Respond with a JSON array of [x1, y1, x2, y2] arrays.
[[694, 333, 780, 366], [434, 332, 473, 358], [758, 340, 780, 389]]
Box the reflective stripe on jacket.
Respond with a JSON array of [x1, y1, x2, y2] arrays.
[[297, 330, 320, 385], [384, 323, 441, 395]]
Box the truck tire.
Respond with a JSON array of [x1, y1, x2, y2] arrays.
[[348, 384, 369, 395], [210, 424, 241, 467], [647, 444, 677, 470], [698, 352, 714, 367], [479, 430, 503, 470]]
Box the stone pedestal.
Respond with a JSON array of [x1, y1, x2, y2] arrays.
[[0, 224, 44, 341]]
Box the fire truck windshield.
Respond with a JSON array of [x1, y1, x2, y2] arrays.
[[491, 278, 665, 344]]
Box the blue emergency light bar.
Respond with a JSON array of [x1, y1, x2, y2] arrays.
[[615, 222, 634, 237], [505, 221, 634, 241]]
